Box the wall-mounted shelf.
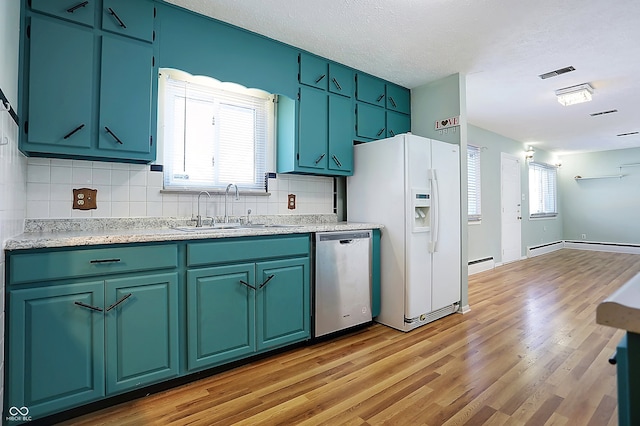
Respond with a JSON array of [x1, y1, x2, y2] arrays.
[[619, 163, 640, 169], [574, 175, 625, 180]]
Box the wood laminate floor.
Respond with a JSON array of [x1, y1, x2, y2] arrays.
[[61, 249, 640, 425]]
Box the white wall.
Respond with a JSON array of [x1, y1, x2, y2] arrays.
[[0, 0, 24, 416], [560, 148, 640, 243]]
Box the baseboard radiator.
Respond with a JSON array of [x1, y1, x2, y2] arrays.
[[527, 241, 564, 258], [564, 241, 640, 255], [468, 256, 495, 275]]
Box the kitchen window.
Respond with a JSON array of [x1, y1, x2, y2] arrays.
[[159, 69, 274, 191], [467, 144, 482, 222], [528, 161, 557, 218]]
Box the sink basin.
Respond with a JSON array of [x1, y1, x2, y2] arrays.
[[242, 224, 299, 228], [172, 224, 242, 232]]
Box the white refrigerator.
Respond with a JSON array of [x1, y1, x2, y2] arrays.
[[347, 133, 461, 332]]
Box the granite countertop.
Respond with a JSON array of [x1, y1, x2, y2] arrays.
[[4, 215, 383, 251], [596, 272, 640, 333]]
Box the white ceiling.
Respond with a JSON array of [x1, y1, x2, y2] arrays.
[[164, 0, 640, 155]]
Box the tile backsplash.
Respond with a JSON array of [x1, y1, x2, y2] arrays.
[[26, 158, 334, 219]]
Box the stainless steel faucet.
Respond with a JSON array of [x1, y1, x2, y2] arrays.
[[196, 190, 211, 227], [224, 183, 239, 223]]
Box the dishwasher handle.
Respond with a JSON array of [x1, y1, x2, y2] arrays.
[[339, 239, 354, 244]]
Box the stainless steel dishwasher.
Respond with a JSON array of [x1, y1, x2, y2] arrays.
[[314, 230, 372, 337]]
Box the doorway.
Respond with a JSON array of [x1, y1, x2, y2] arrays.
[[501, 153, 522, 264]]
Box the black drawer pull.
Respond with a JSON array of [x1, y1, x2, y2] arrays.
[[388, 96, 397, 108], [90, 258, 121, 264], [106, 293, 132, 312], [332, 77, 342, 91], [74, 301, 103, 312], [259, 274, 275, 289], [104, 126, 123, 144], [108, 7, 127, 28], [314, 153, 326, 164], [63, 124, 85, 139], [239, 280, 256, 290], [315, 74, 326, 84], [67, 1, 89, 13], [376, 127, 386, 137], [609, 351, 617, 365], [332, 154, 342, 167], [376, 94, 384, 103]]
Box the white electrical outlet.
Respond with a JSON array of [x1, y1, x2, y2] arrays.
[[581, 234, 587, 239]]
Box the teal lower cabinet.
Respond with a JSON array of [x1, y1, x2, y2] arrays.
[[616, 332, 640, 426], [185, 235, 311, 372], [7, 272, 179, 421]]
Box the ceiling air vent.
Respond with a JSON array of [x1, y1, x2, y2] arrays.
[[590, 109, 618, 116], [538, 66, 576, 79], [617, 132, 639, 137]]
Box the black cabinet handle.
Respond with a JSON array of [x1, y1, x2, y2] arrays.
[[259, 274, 275, 289], [376, 94, 384, 103], [63, 124, 85, 139], [332, 77, 342, 91], [108, 7, 127, 28], [90, 258, 121, 264], [67, 1, 89, 13], [239, 280, 256, 290], [388, 96, 397, 108], [315, 74, 326, 84], [609, 351, 617, 365], [332, 154, 342, 167], [376, 127, 386, 137], [106, 293, 132, 312], [314, 153, 326, 164], [389, 129, 396, 137], [74, 301, 103, 312], [104, 126, 123, 144]]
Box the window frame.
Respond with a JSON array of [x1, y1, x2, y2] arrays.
[[158, 69, 273, 192], [528, 161, 558, 219], [467, 144, 482, 222]]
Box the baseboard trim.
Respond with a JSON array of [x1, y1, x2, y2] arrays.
[[458, 304, 471, 314], [527, 241, 565, 258], [468, 257, 494, 275], [564, 240, 640, 255]]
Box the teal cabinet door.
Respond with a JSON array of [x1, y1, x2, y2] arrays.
[[356, 73, 386, 106], [329, 63, 353, 98], [27, 16, 94, 151], [328, 95, 354, 173], [298, 86, 328, 170], [105, 273, 179, 394], [299, 53, 328, 90], [386, 84, 411, 114], [98, 35, 154, 159], [356, 103, 386, 140], [186, 264, 256, 371], [102, 0, 155, 42], [387, 110, 411, 137], [8, 281, 105, 420], [30, 0, 96, 26], [256, 258, 310, 351]]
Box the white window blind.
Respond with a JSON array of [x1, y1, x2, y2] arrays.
[[528, 161, 558, 218], [161, 74, 271, 191], [467, 144, 482, 222]]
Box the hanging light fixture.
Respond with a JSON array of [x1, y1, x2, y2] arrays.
[[555, 83, 593, 106]]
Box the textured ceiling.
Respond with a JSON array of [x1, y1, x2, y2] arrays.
[[164, 0, 640, 154]]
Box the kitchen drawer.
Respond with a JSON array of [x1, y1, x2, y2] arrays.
[[187, 235, 310, 267], [9, 244, 178, 285]]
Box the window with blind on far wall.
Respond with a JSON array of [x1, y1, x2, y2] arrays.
[[528, 161, 558, 218], [160, 70, 273, 191], [467, 144, 482, 222]]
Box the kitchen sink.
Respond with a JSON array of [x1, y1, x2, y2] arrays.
[[242, 223, 299, 228], [172, 224, 242, 232]]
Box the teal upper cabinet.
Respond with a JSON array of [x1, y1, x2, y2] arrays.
[[26, 16, 94, 151], [356, 103, 386, 140], [298, 86, 329, 171], [328, 62, 353, 97], [328, 95, 354, 173], [102, 0, 155, 42], [387, 110, 411, 137], [20, 0, 156, 163], [98, 35, 153, 157], [30, 0, 96, 26], [299, 53, 329, 91], [386, 83, 411, 114], [356, 73, 386, 106]]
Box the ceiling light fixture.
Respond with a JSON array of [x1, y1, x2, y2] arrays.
[[525, 146, 535, 161], [555, 83, 593, 106]]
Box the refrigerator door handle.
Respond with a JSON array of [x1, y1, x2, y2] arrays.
[[429, 169, 439, 253]]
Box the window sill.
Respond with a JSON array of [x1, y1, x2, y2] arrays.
[[529, 214, 558, 220], [160, 189, 271, 196]]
